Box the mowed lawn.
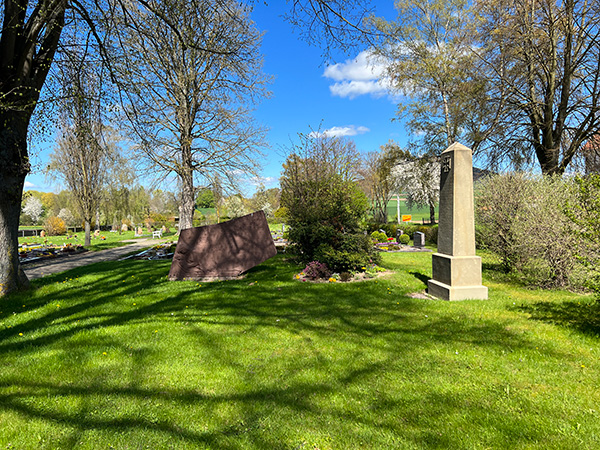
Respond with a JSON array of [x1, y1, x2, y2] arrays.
[[0, 251, 599, 449]]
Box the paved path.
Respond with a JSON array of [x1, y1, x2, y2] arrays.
[[23, 239, 166, 280]]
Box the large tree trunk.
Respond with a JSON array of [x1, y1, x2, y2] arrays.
[[0, 111, 32, 295]]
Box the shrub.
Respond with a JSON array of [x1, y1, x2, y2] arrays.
[[303, 261, 331, 280], [280, 134, 371, 272], [44, 216, 66, 236], [397, 223, 419, 237], [425, 225, 438, 244], [565, 174, 600, 297], [399, 234, 410, 245], [273, 206, 288, 223], [475, 173, 580, 288], [370, 230, 387, 243], [339, 271, 352, 282], [315, 234, 381, 272]]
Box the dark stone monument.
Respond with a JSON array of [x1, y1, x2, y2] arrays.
[[168, 210, 277, 281], [413, 231, 425, 248]]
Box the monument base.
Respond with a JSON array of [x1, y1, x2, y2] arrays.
[[429, 253, 488, 300], [427, 279, 488, 301]]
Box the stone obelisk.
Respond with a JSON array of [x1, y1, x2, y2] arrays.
[[428, 143, 488, 301]]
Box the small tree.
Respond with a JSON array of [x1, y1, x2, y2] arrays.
[[392, 155, 440, 224], [22, 196, 44, 225], [196, 189, 216, 209], [223, 196, 247, 219], [57, 208, 76, 227], [281, 133, 378, 271], [361, 142, 411, 223]]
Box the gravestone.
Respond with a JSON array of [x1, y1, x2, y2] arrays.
[[427, 143, 488, 300], [168, 210, 277, 281], [413, 231, 425, 248]]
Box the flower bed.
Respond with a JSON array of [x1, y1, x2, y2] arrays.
[[295, 262, 387, 283], [19, 243, 86, 264]]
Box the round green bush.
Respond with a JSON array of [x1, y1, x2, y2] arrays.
[[399, 234, 410, 245], [370, 230, 387, 243]]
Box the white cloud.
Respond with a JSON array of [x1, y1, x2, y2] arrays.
[[329, 80, 390, 99], [323, 50, 393, 99], [24, 181, 36, 188], [323, 51, 386, 81], [247, 176, 277, 188], [310, 125, 370, 138]]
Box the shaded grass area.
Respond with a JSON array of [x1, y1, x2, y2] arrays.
[[0, 252, 598, 449]]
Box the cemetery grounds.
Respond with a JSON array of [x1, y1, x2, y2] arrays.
[[0, 244, 598, 449]]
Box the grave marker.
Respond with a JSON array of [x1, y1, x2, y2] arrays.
[[427, 143, 488, 300]]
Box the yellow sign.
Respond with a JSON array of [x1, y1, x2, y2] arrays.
[[402, 215, 412, 222]]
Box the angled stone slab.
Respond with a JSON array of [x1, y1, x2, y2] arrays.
[[428, 142, 488, 300], [168, 210, 277, 281]]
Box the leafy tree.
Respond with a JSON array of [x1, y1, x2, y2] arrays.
[[475, 0, 600, 175], [223, 195, 247, 219], [392, 155, 440, 224], [115, 0, 269, 231], [369, 0, 499, 155], [249, 185, 279, 218], [281, 133, 377, 271], [57, 208, 76, 227], [196, 189, 216, 209], [360, 141, 410, 223], [22, 196, 44, 225], [47, 47, 109, 246]]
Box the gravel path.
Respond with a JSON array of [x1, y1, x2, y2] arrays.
[[23, 239, 167, 280]]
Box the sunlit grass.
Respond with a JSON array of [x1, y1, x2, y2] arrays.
[[18, 230, 177, 252], [0, 252, 598, 449]]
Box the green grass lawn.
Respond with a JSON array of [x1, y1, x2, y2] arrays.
[[386, 198, 438, 224], [1, 251, 599, 449]]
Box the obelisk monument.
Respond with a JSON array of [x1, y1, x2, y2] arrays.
[[428, 143, 488, 300]]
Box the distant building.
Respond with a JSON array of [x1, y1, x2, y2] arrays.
[[583, 135, 600, 174]]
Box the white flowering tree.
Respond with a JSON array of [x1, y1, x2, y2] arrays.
[[223, 196, 247, 219], [58, 208, 76, 227], [22, 196, 44, 225], [392, 156, 440, 224]]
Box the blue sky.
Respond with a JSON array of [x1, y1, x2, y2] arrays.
[[25, 2, 407, 195], [248, 2, 406, 193]]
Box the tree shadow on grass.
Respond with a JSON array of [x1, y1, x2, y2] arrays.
[[517, 300, 600, 337], [0, 255, 581, 449]]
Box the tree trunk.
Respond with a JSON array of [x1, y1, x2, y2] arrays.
[[0, 111, 32, 295], [84, 220, 91, 246], [179, 171, 195, 230], [429, 201, 436, 225]]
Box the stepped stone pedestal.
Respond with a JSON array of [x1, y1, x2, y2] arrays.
[[427, 143, 488, 301]]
